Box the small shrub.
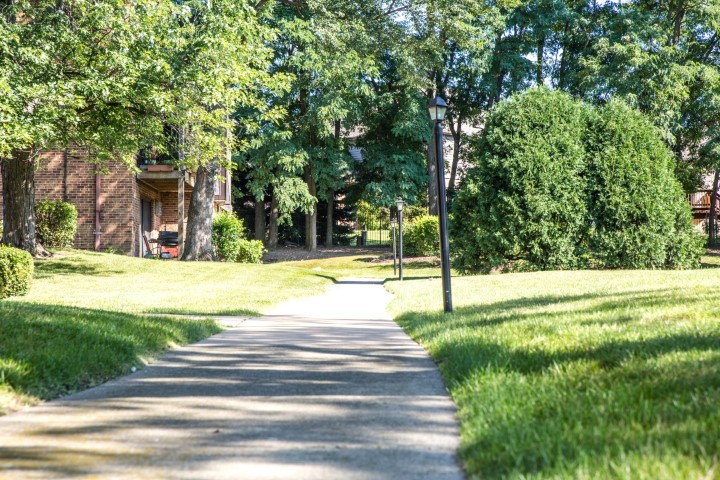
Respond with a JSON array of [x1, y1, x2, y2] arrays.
[[404, 215, 439, 257], [35, 200, 78, 248], [212, 211, 246, 262], [212, 211, 265, 263], [236, 238, 264, 264], [0, 245, 33, 299]]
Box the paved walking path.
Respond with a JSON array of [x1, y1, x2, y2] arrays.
[[0, 279, 463, 479]]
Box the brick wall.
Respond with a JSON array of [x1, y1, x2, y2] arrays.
[[160, 190, 191, 232], [1, 149, 138, 254]]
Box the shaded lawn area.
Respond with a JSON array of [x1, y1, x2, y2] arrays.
[[386, 268, 720, 479], [0, 302, 221, 415]]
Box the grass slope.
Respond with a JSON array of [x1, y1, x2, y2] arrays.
[[0, 250, 333, 414], [387, 268, 720, 479]]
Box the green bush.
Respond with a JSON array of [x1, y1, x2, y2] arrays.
[[212, 211, 245, 261], [0, 245, 33, 299], [236, 238, 265, 264], [212, 211, 265, 263], [35, 200, 78, 248], [404, 215, 439, 257], [586, 101, 704, 269], [451, 88, 702, 273], [451, 88, 589, 273]]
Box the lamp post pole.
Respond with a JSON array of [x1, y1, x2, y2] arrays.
[[390, 218, 397, 276], [396, 197, 404, 281], [429, 96, 453, 313]]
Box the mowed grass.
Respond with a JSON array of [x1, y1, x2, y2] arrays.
[[0, 250, 333, 414], [284, 252, 441, 279], [386, 266, 720, 479], [27, 249, 331, 315]]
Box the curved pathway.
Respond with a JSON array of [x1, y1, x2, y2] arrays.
[[0, 279, 462, 479]]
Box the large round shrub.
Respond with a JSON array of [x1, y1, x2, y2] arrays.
[[586, 101, 704, 268], [404, 215, 439, 257], [0, 245, 33, 298], [451, 88, 703, 273], [451, 88, 589, 273], [35, 200, 78, 248]]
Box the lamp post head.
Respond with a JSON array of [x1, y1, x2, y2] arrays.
[[428, 96, 448, 122], [395, 197, 404, 211], [390, 218, 397, 228]]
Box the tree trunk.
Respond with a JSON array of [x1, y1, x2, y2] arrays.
[[181, 159, 220, 261], [326, 190, 334, 246], [304, 165, 317, 251], [1, 149, 49, 256], [447, 116, 462, 206], [672, 0, 684, 45], [536, 35, 545, 86], [254, 198, 266, 243], [268, 193, 279, 248], [710, 170, 720, 247]]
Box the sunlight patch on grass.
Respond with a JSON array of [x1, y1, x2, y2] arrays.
[[387, 268, 720, 479]]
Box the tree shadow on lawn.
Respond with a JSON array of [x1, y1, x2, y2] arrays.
[[0, 302, 220, 405], [33, 258, 124, 279], [395, 288, 720, 477]]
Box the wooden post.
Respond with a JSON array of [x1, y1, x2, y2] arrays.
[[178, 174, 185, 258]]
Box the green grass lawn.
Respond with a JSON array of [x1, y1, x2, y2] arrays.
[[0, 249, 333, 414], [386, 266, 720, 479]]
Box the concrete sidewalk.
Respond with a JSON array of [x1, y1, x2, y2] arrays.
[[0, 279, 463, 479]]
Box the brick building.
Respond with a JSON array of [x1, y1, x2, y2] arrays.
[[0, 149, 231, 257]]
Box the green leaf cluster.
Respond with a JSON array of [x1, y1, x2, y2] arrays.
[[452, 87, 703, 273]]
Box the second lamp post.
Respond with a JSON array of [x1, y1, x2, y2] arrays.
[[428, 96, 453, 313], [395, 197, 404, 281]]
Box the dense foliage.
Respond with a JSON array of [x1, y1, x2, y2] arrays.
[[452, 89, 589, 273], [586, 102, 704, 269], [0, 245, 33, 299], [212, 212, 264, 264], [404, 215, 440, 257], [452, 88, 702, 273], [35, 200, 78, 249]]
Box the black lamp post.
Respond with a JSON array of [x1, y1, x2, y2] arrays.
[[396, 197, 404, 281], [428, 96, 453, 313], [390, 217, 398, 276]]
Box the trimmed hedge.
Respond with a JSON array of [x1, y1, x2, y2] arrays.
[[0, 245, 33, 299], [35, 200, 78, 248]]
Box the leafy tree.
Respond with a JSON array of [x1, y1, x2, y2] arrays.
[[0, 0, 168, 255]]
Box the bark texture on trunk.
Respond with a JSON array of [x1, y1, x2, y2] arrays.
[[304, 164, 317, 251], [181, 159, 220, 261], [254, 199, 266, 243], [268, 194, 279, 248], [1, 149, 49, 256], [325, 191, 334, 247], [710, 170, 720, 247]]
